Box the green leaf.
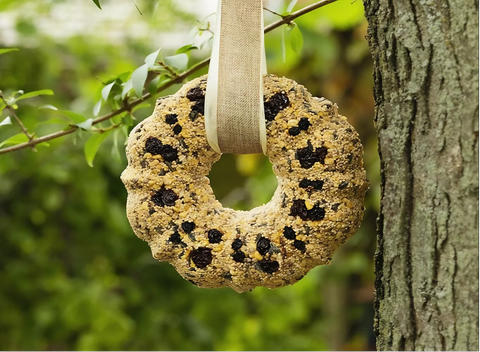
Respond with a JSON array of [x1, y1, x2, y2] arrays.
[[199, 36, 213, 50], [75, 118, 93, 130], [35, 118, 69, 126], [5, 90, 23, 106], [0, 116, 12, 127], [165, 53, 188, 71], [16, 89, 54, 101], [36, 141, 50, 149], [0, 133, 28, 148], [84, 131, 112, 167], [101, 82, 116, 101], [131, 64, 149, 97], [112, 129, 122, 161], [132, 102, 151, 113], [123, 113, 134, 127], [12, 90, 24, 98], [60, 110, 86, 123], [148, 76, 160, 95], [93, 99, 102, 117], [112, 114, 122, 125], [121, 80, 133, 99], [286, 0, 298, 13], [39, 104, 58, 110], [289, 24, 303, 54], [145, 48, 161, 69], [92, 0, 102, 9], [122, 124, 130, 140], [175, 44, 197, 55], [0, 48, 19, 55]]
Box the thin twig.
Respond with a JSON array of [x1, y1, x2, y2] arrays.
[[264, 0, 338, 34], [91, 122, 123, 133], [158, 61, 178, 78], [0, 0, 337, 155], [0, 94, 34, 144], [263, 7, 284, 18]]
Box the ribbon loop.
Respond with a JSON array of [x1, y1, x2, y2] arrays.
[[205, 0, 267, 155]]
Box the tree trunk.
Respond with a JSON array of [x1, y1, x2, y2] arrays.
[[364, 0, 479, 350]]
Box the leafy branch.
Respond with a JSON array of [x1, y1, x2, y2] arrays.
[[0, 0, 337, 157], [0, 92, 35, 145]]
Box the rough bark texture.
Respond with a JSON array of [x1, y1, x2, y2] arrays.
[[364, 0, 479, 350]]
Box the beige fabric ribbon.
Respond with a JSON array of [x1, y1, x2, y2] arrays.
[[205, 0, 267, 155]]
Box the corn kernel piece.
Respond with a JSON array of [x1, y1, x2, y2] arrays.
[[324, 141, 333, 149], [254, 251, 263, 261], [305, 200, 314, 210], [213, 245, 224, 252]]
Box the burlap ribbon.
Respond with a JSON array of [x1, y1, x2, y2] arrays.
[[205, 0, 267, 154]]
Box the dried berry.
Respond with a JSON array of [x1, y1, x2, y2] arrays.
[[290, 200, 309, 220], [160, 144, 178, 162], [151, 187, 178, 207], [231, 239, 243, 251], [283, 226, 296, 240], [173, 124, 182, 135], [299, 179, 324, 190], [338, 181, 349, 189], [256, 237, 271, 255], [145, 138, 179, 162], [165, 114, 178, 125], [145, 137, 164, 155], [288, 127, 301, 136], [293, 239, 306, 251], [296, 146, 327, 169], [299, 179, 310, 188], [186, 87, 205, 101], [232, 251, 246, 263], [270, 92, 289, 110], [264, 92, 289, 121], [258, 260, 279, 274], [264, 103, 275, 122], [190, 247, 212, 268], [208, 229, 223, 243], [296, 147, 316, 169], [308, 205, 326, 221], [191, 100, 205, 115], [298, 117, 311, 131], [169, 231, 182, 245], [181, 221, 195, 233]]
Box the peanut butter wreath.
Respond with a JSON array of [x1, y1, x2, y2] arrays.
[[121, 74, 368, 293]]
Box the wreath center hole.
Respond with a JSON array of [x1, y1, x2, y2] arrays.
[[208, 153, 278, 211]]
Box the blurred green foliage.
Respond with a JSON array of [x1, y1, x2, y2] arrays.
[[0, 0, 378, 350]]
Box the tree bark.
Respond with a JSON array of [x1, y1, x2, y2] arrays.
[[364, 0, 479, 350]]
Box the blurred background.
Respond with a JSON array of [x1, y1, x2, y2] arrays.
[[0, 0, 379, 350]]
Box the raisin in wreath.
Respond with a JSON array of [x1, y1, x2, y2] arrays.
[[121, 74, 368, 293]]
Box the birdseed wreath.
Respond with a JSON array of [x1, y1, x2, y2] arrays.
[[121, 74, 368, 293]]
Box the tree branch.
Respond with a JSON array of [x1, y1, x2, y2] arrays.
[[0, 0, 337, 155]]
